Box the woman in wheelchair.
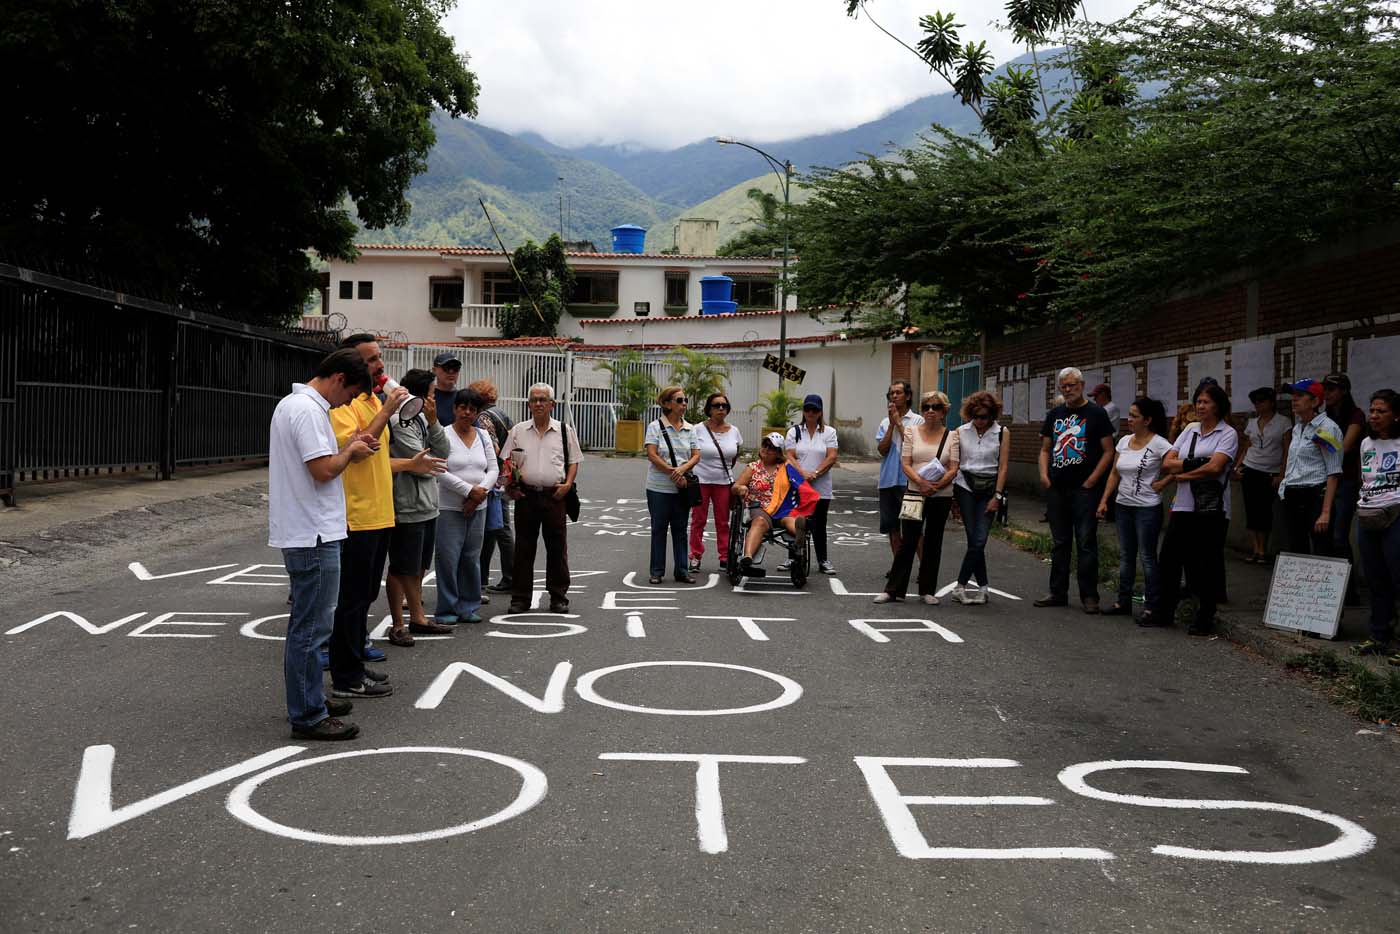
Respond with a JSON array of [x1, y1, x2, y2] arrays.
[[732, 432, 807, 567]]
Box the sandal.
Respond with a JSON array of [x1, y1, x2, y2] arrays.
[[387, 628, 415, 647]]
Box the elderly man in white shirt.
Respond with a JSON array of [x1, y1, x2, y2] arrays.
[[267, 348, 374, 742]]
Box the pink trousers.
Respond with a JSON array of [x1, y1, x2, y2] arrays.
[[689, 483, 732, 562]]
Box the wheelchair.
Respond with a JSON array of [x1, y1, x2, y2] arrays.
[[726, 498, 812, 588]]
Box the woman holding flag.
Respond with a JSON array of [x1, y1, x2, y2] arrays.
[[733, 433, 817, 569], [1277, 378, 1344, 556], [875, 391, 960, 604]]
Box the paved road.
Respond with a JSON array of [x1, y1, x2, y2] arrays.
[[2, 467, 1398, 932]]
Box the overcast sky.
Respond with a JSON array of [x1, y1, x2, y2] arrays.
[[444, 0, 1140, 150]]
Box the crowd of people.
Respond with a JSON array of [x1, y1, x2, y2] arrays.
[[269, 340, 1400, 741]]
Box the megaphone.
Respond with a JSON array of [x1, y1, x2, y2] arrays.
[[381, 377, 424, 423]]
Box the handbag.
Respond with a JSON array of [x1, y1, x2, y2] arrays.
[[964, 424, 1001, 494], [560, 422, 581, 522], [1357, 502, 1400, 531], [485, 488, 504, 531], [659, 418, 703, 508], [1182, 432, 1224, 513], [901, 429, 950, 522]]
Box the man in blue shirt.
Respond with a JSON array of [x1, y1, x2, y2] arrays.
[[432, 351, 461, 426], [874, 381, 922, 556]]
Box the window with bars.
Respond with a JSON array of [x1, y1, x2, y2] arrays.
[[664, 273, 688, 308], [570, 271, 620, 305], [482, 271, 520, 305]]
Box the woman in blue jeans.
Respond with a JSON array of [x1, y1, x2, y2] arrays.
[[1097, 398, 1173, 620], [644, 385, 700, 584], [951, 391, 1010, 604], [434, 388, 499, 625]]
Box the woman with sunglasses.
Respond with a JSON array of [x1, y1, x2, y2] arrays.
[[785, 394, 840, 573], [644, 385, 701, 584], [875, 391, 960, 604], [950, 391, 1009, 605], [688, 392, 744, 573]]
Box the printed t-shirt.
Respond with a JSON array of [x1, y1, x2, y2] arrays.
[[786, 424, 839, 499], [330, 392, 394, 532], [875, 411, 923, 489], [1039, 402, 1115, 489], [1112, 433, 1174, 507], [267, 383, 346, 549], [1359, 437, 1400, 509]]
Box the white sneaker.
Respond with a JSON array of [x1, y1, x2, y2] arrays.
[[872, 593, 895, 604], [819, 560, 837, 574], [921, 594, 940, 606], [951, 585, 968, 604], [971, 586, 988, 605], [779, 557, 794, 570]]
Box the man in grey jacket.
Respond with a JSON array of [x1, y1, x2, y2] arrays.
[[385, 368, 451, 647]]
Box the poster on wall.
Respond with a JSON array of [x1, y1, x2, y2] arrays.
[[1027, 376, 1048, 425], [1080, 369, 1103, 393], [1347, 335, 1400, 405], [1147, 356, 1178, 406], [1109, 365, 1136, 414], [1001, 381, 1018, 423], [1013, 381, 1030, 424], [1229, 338, 1275, 411], [1188, 350, 1227, 398], [1293, 334, 1333, 381]]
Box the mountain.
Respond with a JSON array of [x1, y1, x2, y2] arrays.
[[645, 173, 816, 253]]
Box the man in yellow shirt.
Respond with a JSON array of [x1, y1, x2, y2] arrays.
[[328, 334, 412, 699]]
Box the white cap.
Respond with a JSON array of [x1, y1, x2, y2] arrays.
[[764, 432, 785, 448]]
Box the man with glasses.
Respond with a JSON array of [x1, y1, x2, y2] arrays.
[[1036, 367, 1115, 612], [431, 351, 462, 426], [875, 381, 922, 556], [500, 382, 583, 614]]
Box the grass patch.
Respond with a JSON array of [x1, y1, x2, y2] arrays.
[[1286, 651, 1400, 723]]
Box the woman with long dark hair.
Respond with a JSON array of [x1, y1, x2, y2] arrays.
[[1233, 386, 1290, 563], [1353, 389, 1400, 664], [434, 387, 498, 629], [1097, 398, 1171, 621], [1153, 383, 1238, 635]]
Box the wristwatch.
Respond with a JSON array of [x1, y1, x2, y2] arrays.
[[995, 491, 1008, 502]]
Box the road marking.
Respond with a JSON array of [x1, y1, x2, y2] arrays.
[[127, 561, 237, 581], [934, 581, 1023, 601], [686, 616, 796, 641], [575, 661, 803, 717], [848, 619, 964, 644], [828, 578, 881, 597]]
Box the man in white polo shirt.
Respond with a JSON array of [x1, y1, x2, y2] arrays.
[[268, 348, 375, 741]]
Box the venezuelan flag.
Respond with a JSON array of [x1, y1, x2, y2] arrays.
[[766, 463, 820, 519], [1312, 425, 1342, 455]]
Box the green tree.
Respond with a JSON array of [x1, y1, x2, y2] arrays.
[[663, 347, 731, 422], [498, 235, 574, 338], [750, 387, 804, 430], [717, 188, 784, 257], [597, 349, 659, 421], [1, 0, 478, 324]]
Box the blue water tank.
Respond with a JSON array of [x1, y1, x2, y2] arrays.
[[699, 275, 734, 303], [701, 300, 739, 316], [610, 224, 647, 254]]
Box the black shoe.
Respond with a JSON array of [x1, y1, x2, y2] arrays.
[[740, 555, 753, 569], [488, 580, 513, 593], [331, 679, 394, 699], [549, 603, 569, 614], [291, 717, 359, 741], [1187, 620, 1216, 637], [1136, 610, 1170, 627], [1033, 594, 1068, 607], [1082, 599, 1101, 615], [363, 666, 390, 684], [506, 603, 529, 614], [325, 697, 353, 717], [674, 574, 697, 584]]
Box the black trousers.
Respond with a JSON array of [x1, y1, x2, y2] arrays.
[[885, 496, 952, 597], [810, 499, 832, 562], [481, 496, 515, 585], [511, 490, 571, 610], [1282, 485, 1331, 556], [330, 527, 390, 689], [1158, 511, 1227, 627]]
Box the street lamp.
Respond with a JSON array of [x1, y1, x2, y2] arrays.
[[716, 137, 792, 387]]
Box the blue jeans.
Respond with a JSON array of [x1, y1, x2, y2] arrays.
[[647, 489, 690, 578], [435, 507, 486, 622], [1357, 515, 1400, 645], [1331, 477, 1361, 602], [954, 485, 995, 586], [1046, 483, 1100, 601], [1114, 503, 1163, 610], [282, 540, 340, 730]]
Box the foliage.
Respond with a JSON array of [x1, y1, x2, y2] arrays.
[[663, 348, 731, 423], [750, 387, 804, 430], [717, 188, 787, 257], [497, 236, 574, 339], [1, 0, 478, 324], [650, 173, 815, 254], [597, 349, 659, 421], [1288, 652, 1400, 723]]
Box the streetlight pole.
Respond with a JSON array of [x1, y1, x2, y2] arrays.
[[716, 137, 791, 389]]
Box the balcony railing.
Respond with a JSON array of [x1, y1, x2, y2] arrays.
[[454, 303, 505, 338]]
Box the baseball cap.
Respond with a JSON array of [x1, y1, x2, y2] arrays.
[[1322, 373, 1350, 392], [802, 394, 823, 410], [1289, 378, 1325, 401], [1090, 383, 1111, 397], [433, 351, 461, 369], [763, 432, 785, 448]]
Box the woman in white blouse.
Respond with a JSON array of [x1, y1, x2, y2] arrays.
[[434, 387, 499, 627], [785, 393, 840, 574], [688, 392, 744, 573], [1233, 386, 1291, 563], [1096, 398, 1173, 621], [950, 391, 1010, 605]]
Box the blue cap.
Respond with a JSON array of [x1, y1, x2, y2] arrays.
[[802, 394, 823, 410]]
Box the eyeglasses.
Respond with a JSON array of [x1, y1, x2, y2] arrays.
[[528, 398, 551, 405], [971, 411, 992, 420], [803, 406, 821, 413], [670, 397, 687, 405], [711, 402, 730, 410], [922, 403, 945, 411]]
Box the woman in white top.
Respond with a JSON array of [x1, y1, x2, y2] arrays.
[[434, 387, 499, 627], [688, 392, 744, 573], [644, 385, 701, 584], [1233, 386, 1291, 563], [1355, 388, 1400, 660], [1096, 398, 1173, 620], [950, 390, 1010, 605], [785, 393, 839, 573]]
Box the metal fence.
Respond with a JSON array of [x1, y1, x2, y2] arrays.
[[0, 264, 335, 505]]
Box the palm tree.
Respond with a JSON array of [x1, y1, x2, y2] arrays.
[[663, 347, 730, 423]]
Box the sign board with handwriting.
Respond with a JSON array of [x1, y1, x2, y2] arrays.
[[762, 354, 806, 384], [1262, 553, 1350, 639]]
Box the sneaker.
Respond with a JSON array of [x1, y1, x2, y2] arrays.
[[325, 697, 353, 717], [872, 593, 896, 604], [779, 557, 794, 570], [951, 585, 968, 605], [1354, 640, 1390, 656], [970, 586, 988, 605], [363, 666, 390, 684], [480, 594, 491, 605], [688, 558, 701, 573], [364, 645, 387, 663], [332, 679, 394, 699], [819, 560, 837, 575], [291, 717, 359, 741], [463, 613, 484, 624]]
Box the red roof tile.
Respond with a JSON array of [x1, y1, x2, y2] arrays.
[[349, 244, 786, 262]]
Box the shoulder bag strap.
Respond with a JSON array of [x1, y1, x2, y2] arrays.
[[658, 418, 679, 467], [705, 425, 734, 481], [936, 427, 949, 459], [560, 420, 572, 480], [1188, 432, 1198, 460]]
